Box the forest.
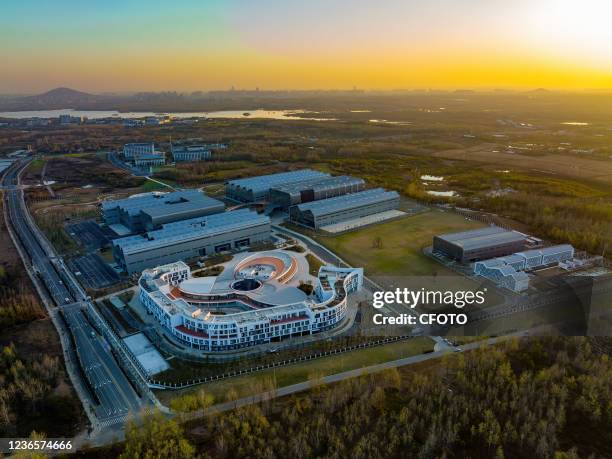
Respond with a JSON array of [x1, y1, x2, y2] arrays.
[[80, 336, 611, 459]]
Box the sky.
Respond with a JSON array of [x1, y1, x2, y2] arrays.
[[2, 0, 612, 93]]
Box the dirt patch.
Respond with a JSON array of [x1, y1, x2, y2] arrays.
[[433, 144, 612, 185], [24, 154, 144, 191]]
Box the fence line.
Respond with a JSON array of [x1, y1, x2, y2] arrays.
[[150, 334, 415, 390]]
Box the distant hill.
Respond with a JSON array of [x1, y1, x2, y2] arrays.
[[0, 87, 123, 111], [22, 87, 101, 107]]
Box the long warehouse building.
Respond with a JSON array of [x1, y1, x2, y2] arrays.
[[112, 208, 271, 273], [101, 189, 225, 234], [269, 175, 365, 209], [433, 226, 527, 263], [290, 188, 400, 229], [226, 169, 330, 202]]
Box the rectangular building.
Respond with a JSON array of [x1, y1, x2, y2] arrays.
[[113, 208, 271, 274], [515, 244, 575, 268], [171, 144, 212, 162], [433, 226, 527, 263], [290, 188, 400, 229], [474, 244, 574, 292], [269, 175, 365, 209], [123, 143, 155, 159], [226, 169, 330, 203], [134, 152, 165, 167], [101, 189, 225, 233]]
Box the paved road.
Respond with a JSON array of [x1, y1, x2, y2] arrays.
[[2, 159, 149, 431], [3, 163, 73, 305], [63, 304, 143, 424]]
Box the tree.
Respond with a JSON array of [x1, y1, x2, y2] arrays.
[[372, 236, 383, 249], [120, 410, 195, 459]]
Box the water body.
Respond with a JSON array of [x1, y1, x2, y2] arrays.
[[369, 119, 412, 125], [427, 190, 458, 197], [0, 108, 336, 121], [420, 175, 444, 181]]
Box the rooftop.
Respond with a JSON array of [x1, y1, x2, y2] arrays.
[[295, 188, 399, 218], [172, 145, 210, 152], [271, 175, 365, 196], [102, 189, 222, 217], [113, 208, 269, 255], [517, 244, 574, 259], [228, 169, 330, 194], [437, 226, 526, 251]]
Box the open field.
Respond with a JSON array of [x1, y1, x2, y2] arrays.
[[310, 209, 506, 308], [157, 336, 434, 407], [313, 209, 481, 276], [433, 143, 612, 186]]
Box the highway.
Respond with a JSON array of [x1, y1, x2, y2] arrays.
[[1, 158, 148, 429], [63, 303, 143, 423], [3, 164, 73, 306]]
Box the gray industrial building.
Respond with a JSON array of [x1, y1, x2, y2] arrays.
[[269, 175, 365, 209], [226, 169, 329, 202], [433, 226, 527, 263], [112, 208, 271, 274], [101, 190, 225, 234], [171, 144, 211, 162], [290, 188, 400, 229], [123, 143, 155, 159], [133, 152, 166, 167]]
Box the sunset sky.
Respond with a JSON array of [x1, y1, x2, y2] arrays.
[[2, 0, 612, 93]]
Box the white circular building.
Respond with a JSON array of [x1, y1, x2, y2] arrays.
[[138, 250, 363, 352]]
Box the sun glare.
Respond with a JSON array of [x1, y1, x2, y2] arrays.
[[531, 0, 612, 64]]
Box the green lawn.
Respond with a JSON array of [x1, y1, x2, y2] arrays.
[[311, 209, 505, 308], [305, 253, 323, 276], [315, 209, 482, 277], [158, 337, 434, 406], [140, 177, 177, 192]]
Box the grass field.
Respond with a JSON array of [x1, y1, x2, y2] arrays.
[[312, 209, 506, 308], [158, 337, 434, 407], [315, 209, 480, 276]]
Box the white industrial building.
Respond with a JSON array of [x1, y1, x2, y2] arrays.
[[134, 152, 165, 167], [138, 251, 363, 352], [289, 188, 400, 230], [123, 143, 155, 159], [171, 144, 211, 162], [112, 208, 271, 274], [226, 169, 330, 202], [101, 189, 225, 233], [474, 244, 575, 292]]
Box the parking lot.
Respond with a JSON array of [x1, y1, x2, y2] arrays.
[[71, 253, 120, 289], [66, 220, 112, 251]]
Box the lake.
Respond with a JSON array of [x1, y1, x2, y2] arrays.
[[0, 108, 336, 121]]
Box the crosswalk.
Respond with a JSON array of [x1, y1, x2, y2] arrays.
[[98, 414, 129, 428]]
